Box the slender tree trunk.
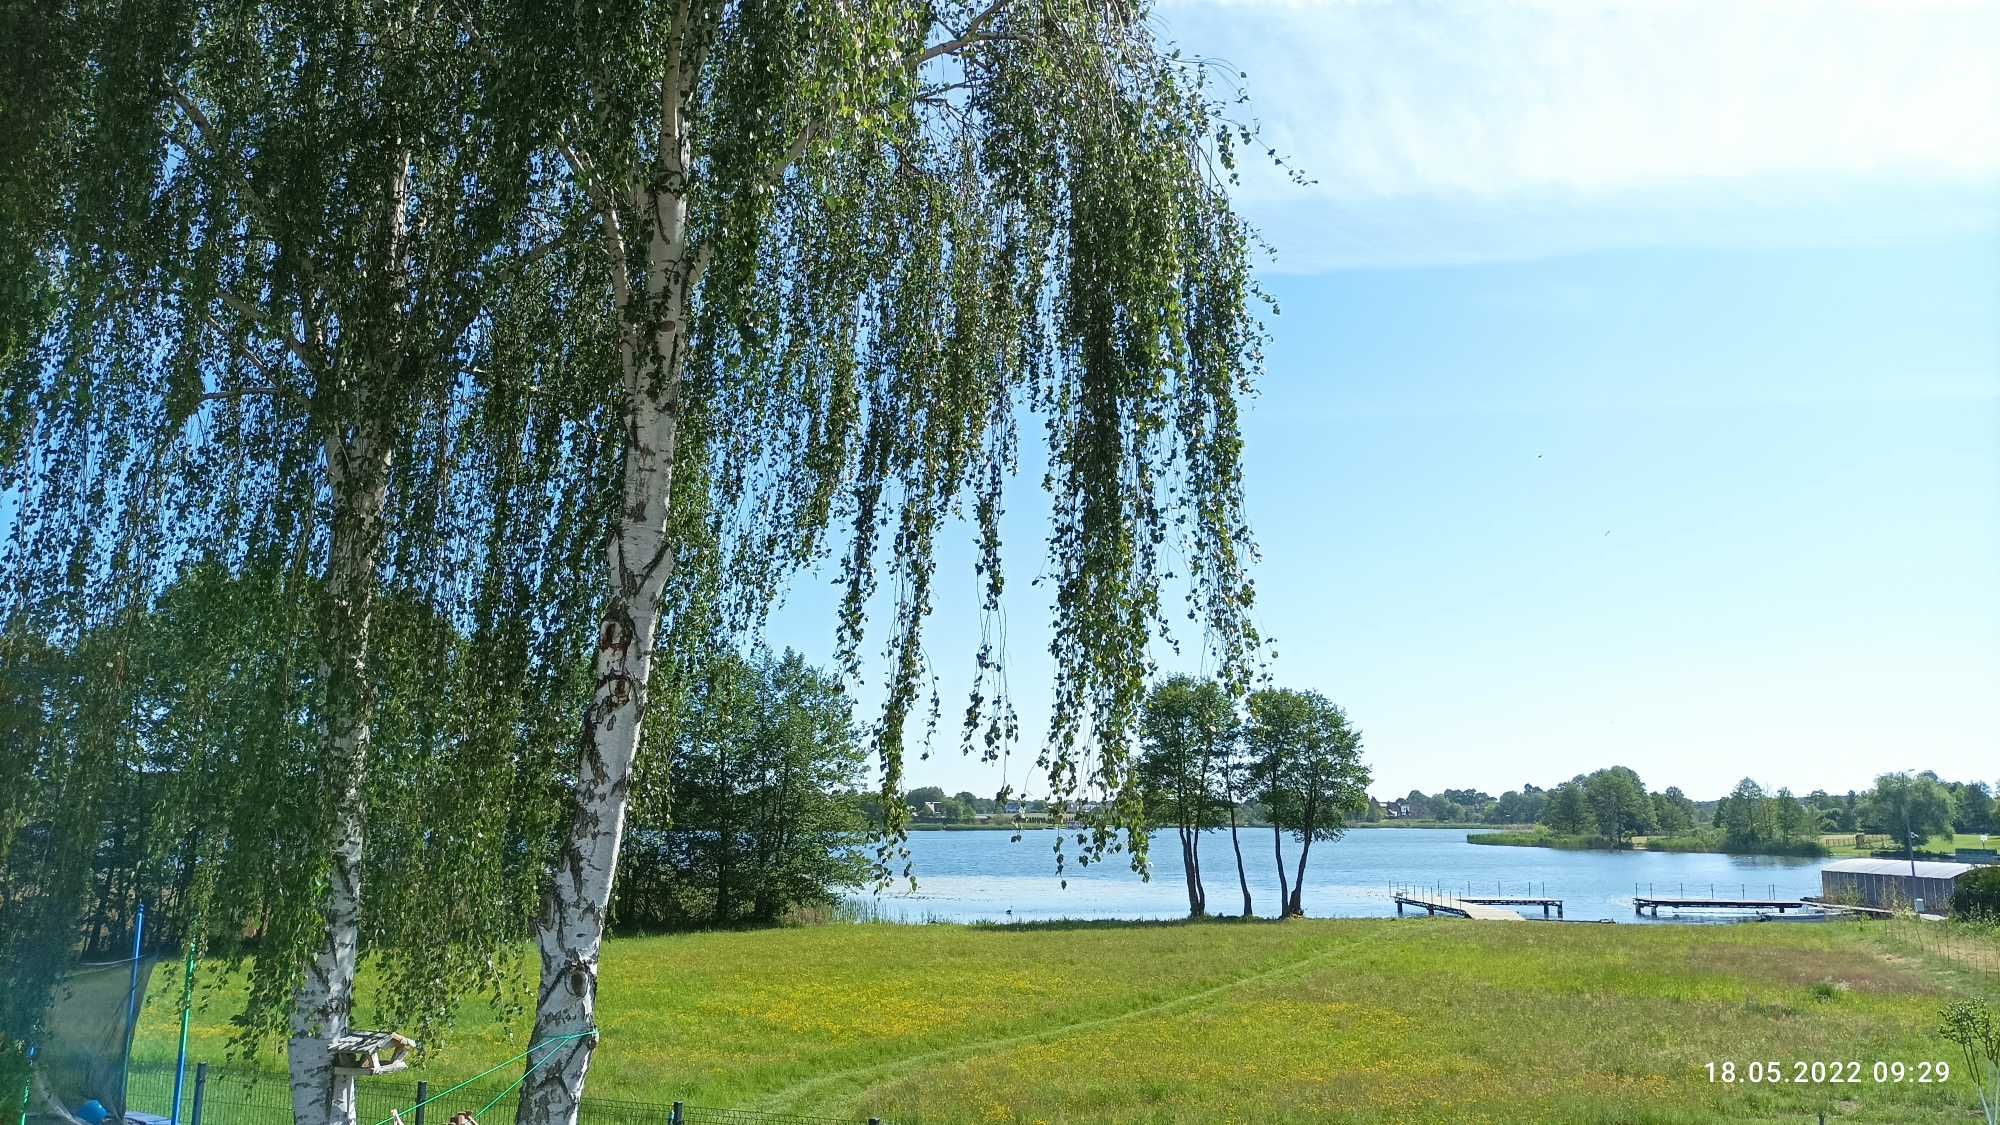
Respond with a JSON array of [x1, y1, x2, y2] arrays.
[[289, 426, 392, 1125], [1178, 826, 1199, 917], [519, 74, 699, 1121], [1228, 804, 1252, 918], [1271, 823, 1289, 918], [517, 446, 674, 1125], [1190, 823, 1205, 916], [83, 841, 112, 955], [1288, 798, 1316, 917], [715, 751, 735, 926], [761, 756, 796, 922], [1288, 838, 1311, 917]]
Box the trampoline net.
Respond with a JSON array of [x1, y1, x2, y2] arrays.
[[36, 956, 158, 1121]]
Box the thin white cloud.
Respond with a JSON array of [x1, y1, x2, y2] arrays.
[[1160, 0, 2000, 267]]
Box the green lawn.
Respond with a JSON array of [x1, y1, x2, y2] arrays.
[[1820, 833, 1994, 858], [132, 918, 1998, 1123]]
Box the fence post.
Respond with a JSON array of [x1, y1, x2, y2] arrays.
[[190, 1064, 207, 1125], [415, 1081, 428, 1125], [670, 1101, 684, 1125]]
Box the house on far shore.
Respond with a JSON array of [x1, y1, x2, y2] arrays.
[[1819, 858, 1988, 914], [1382, 801, 1413, 820], [1002, 800, 1052, 823]]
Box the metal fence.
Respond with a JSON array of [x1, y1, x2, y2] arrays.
[[118, 1063, 885, 1125]]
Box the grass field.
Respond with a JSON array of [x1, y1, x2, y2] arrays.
[[1818, 833, 1995, 858], [131, 918, 1999, 1124]]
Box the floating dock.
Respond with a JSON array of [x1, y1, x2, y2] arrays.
[[1459, 896, 1563, 918], [1632, 897, 1811, 917], [1394, 893, 1526, 921]]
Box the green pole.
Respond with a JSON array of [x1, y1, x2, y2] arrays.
[[168, 941, 196, 1125], [19, 1046, 34, 1125], [119, 904, 145, 1118]]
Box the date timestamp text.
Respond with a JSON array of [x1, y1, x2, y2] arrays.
[[1705, 1060, 1949, 1084]]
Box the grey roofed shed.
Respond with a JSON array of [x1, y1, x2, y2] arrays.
[[1820, 858, 1985, 913]]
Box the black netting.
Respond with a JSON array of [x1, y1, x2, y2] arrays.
[[35, 957, 158, 1123]]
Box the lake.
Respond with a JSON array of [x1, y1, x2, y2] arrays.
[[850, 827, 1832, 924]]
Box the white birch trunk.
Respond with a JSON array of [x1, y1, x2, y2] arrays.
[[289, 427, 392, 1125], [287, 132, 412, 1125], [518, 72, 698, 1121]]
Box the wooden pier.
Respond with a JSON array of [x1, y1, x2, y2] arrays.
[[1459, 896, 1564, 918], [1633, 896, 1810, 917], [1394, 894, 1526, 921]]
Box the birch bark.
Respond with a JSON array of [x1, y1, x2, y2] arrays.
[[288, 425, 393, 1125], [288, 137, 411, 1125], [518, 49, 701, 1125]]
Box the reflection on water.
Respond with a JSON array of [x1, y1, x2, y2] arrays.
[[851, 827, 1829, 924]]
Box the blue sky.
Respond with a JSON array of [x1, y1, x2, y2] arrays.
[[766, 0, 2000, 802]]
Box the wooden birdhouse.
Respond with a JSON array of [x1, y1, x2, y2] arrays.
[[329, 1030, 416, 1076]]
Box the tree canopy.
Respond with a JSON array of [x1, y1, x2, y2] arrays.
[[2, 3, 1275, 1122], [1137, 675, 1237, 917], [614, 648, 869, 930], [1863, 772, 1957, 846], [1247, 688, 1367, 916]]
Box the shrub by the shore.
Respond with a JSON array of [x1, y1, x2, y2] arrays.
[[1467, 828, 1829, 856], [1643, 830, 1831, 857], [1465, 829, 1623, 850]]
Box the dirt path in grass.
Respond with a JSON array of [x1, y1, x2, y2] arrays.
[[750, 930, 1370, 1115]]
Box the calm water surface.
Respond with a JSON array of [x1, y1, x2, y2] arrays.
[[852, 827, 1831, 924]]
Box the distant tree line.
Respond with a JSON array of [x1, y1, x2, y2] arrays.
[[1365, 786, 1552, 825], [1418, 764, 1993, 856]]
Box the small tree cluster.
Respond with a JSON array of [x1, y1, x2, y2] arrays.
[[612, 650, 869, 930], [1537, 767, 1660, 844], [1707, 779, 1821, 849], [1863, 772, 1969, 844], [1135, 679, 1370, 918]]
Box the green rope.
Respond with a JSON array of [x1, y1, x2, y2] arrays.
[[369, 1032, 595, 1125], [461, 1037, 574, 1125]]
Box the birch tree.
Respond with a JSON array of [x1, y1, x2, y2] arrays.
[[1138, 676, 1236, 917], [2, 6, 598, 1125], [500, 3, 1269, 1121], [1249, 689, 1367, 917], [5, 5, 1274, 1123]]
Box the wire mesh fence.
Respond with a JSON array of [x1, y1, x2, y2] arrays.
[[113, 1063, 882, 1125], [1870, 915, 2000, 1002]]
